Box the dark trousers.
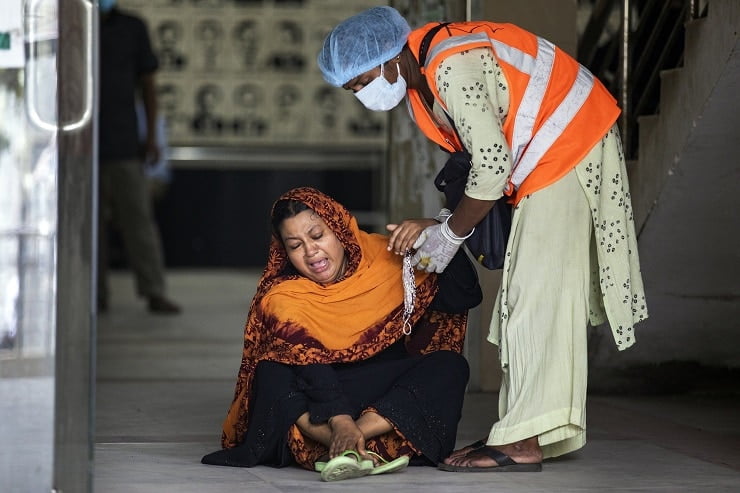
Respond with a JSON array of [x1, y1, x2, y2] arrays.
[[202, 349, 469, 468]]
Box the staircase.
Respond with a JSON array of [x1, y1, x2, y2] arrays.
[[588, 0, 740, 372], [630, 0, 739, 231]]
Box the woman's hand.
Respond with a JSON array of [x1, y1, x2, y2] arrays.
[[328, 414, 366, 458], [386, 218, 439, 255]]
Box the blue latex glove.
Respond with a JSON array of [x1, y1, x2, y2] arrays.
[[411, 217, 470, 273]]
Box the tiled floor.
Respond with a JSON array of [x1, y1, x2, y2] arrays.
[[94, 270, 740, 492]]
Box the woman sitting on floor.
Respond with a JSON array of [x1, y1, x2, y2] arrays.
[[201, 187, 480, 481]]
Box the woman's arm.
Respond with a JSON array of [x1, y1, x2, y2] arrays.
[[446, 195, 496, 238], [386, 218, 439, 255], [438, 48, 511, 237], [438, 48, 512, 204], [390, 48, 511, 259]]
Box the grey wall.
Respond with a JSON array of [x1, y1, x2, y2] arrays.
[[592, 0, 740, 374]]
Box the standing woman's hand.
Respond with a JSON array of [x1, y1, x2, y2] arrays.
[[386, 218, 439, 255], [327, 414, 366, 458], [411, 218, 467, 272]]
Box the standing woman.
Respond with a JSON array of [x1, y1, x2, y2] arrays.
[[318, 6, 648, 471]]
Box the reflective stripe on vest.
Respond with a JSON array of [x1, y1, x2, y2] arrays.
[[423, 31, 596, 191]]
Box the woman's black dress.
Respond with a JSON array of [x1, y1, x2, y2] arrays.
[[201, 340, 469, 467]]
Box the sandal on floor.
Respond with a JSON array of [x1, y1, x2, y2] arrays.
[[316, 450, 374, 482], [364, 451, 409, 476], [437, 446, 542, 473]]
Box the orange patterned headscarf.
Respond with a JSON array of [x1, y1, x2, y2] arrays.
[[221, 187, 467, 449]]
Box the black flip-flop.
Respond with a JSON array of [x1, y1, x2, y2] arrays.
[[437, 446, 542, 472], [463, 439, 486, 452], [445, 439, 486, 459]]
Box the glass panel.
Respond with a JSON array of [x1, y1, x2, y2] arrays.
[[0, 0, 58, 491]]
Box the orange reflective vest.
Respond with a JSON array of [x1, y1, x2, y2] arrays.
[[406, 22, 620, 203]]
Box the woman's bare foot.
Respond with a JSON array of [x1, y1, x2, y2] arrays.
[[442, 437, 542, 468], [445, 438, 487, 461]]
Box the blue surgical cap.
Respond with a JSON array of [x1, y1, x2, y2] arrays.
[[318, 6, 411, 87]]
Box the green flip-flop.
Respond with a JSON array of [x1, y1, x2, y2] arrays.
[[316, 450, 374, 482], [365, 451, 409, 475]]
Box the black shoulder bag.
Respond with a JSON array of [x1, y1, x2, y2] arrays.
[[419, 23, 513, 270], [433, 151, 512, 270]]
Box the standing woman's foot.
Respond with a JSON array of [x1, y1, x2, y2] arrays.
[[445, 438, 487, 461], [442, 437, 542, 469]]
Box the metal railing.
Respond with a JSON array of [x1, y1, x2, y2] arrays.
[[577, 0, 708, 158]]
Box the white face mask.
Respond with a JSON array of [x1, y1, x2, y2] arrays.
[[354, 63, 407, 112]]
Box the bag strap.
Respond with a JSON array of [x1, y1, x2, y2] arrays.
[[418, 22, 451, 67], [443, 112, 467, 154], [418, 23, 467, 154]]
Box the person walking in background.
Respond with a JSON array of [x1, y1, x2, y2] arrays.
[[98, 0, 180, 314], [318, 6, 648, 472]]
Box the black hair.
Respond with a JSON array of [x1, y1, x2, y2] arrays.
[[271, 199, 310, 240]]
